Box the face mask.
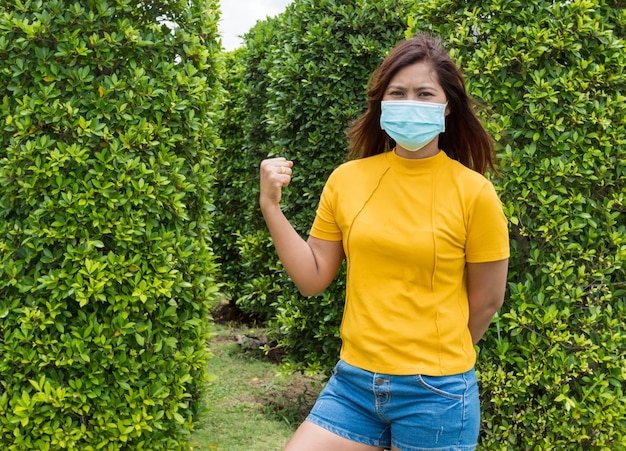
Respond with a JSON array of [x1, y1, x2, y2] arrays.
[[380, 100, 447, 152]]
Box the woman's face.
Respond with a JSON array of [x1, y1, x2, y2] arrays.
[[381, 60, 449, 159]]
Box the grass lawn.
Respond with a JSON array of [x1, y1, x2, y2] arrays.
[[190, 323, 324, 451]]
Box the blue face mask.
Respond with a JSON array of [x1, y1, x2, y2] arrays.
[[380, 100, 447, 152]]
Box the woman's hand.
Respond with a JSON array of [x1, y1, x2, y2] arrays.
[[260, 157, 293, 209]]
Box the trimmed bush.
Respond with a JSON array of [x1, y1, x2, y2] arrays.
[[407, 0, 626, 448], [0, 0, 221, 449], [214, 21, 283, 323]]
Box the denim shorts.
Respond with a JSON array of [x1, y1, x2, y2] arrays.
[[306, 360, 480, 451]]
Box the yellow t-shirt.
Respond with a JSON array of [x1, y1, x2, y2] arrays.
[[310, 150, 510, 375]]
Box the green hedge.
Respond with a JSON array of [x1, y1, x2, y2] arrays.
[[215, 0, 414, 370], [0, 0, 221, 449], [408, 0, 626, 448], [214, 21, 283, 323]]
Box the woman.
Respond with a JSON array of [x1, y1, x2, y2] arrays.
[[259, 34, 509, 451]]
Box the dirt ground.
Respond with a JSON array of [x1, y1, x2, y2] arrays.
[[210, 303, 324, 425]]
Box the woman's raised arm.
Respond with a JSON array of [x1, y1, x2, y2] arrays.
[[260, 158, 344, 296]]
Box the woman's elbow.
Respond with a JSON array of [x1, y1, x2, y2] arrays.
[[484, 294, 505, 314], [296, 284, 325, 297], [293, 273, 333, 297], [470, 293, 504, 316], [492, 294, 505, 311]]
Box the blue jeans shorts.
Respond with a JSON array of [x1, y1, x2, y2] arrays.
[[306, 360, 480, 451]]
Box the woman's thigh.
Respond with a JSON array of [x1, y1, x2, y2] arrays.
[[284, 421, 385, 451]]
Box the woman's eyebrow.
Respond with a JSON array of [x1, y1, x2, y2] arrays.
[[386, 84, 437, 91]]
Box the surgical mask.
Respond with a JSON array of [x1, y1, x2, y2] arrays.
[[380, 100, 447, 152]]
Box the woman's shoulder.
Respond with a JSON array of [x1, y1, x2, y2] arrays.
[[331, 152, 389, 176], [440, 154, 502, 206], [324, 153, 390, 192], [444, 154, 492, 186]]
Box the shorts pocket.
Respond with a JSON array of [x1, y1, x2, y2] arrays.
[[332, 359, 349, 377], [415, 374, 466, 401]]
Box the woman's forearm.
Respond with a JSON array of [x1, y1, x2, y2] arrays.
[[466, 259, 508, 344], [468, 303, 502, 345], [259, 158, 343, 296]]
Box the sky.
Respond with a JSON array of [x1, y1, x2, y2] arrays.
[[219, 0, 293, 51]]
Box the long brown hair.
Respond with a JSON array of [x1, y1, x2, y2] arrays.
[[347, 34, 495, 175]]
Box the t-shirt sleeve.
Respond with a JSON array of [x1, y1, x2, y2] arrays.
[[465, 182, 510, 263], [309, 172, 343, 241]]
